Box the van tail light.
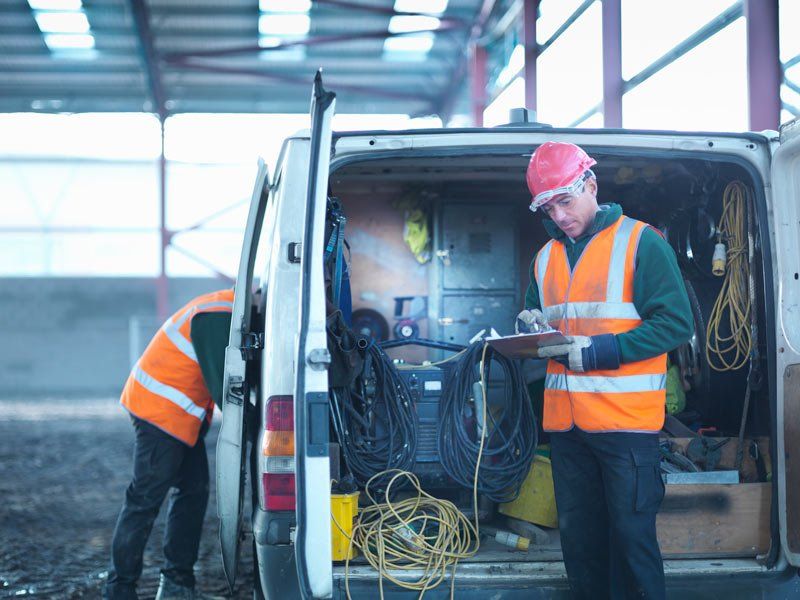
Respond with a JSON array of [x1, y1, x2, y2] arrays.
[[262, 395, 296, 511]]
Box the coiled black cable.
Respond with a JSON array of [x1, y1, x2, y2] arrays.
[[329, 341, 418, 490], [437, 341, 537, 503]]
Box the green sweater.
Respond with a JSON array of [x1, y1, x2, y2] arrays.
[[191, 312, 231, 408], [524, 203, 694, 363]]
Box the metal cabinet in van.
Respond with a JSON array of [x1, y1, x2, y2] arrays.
[[216, 75, 800, 598]]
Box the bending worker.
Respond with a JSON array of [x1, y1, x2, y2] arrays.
[[105, 289, 233, 600], [517, 142, 692, 599]]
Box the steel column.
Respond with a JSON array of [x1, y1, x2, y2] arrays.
[[602, 0, 622, 128], [157, 119, 169, 322], [745, 0, 780, 131], [470, 45, 487, 126], [522, 0, 538, 112], [436, 0, 496, 122]]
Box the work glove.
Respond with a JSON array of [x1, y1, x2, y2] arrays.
[[537, 334, 621, 373], [515, 309, 548, 334]]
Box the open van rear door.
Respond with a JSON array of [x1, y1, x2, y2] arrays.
[[772, 117, 800, 567], [294, 72, 336, 598], [217, 160, 270, 589]]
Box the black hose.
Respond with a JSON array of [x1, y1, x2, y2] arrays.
[[379, 337, 466, 353], [437, 342, 538, 503], [329, 341, 418, 490]]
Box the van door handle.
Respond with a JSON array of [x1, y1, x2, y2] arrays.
[[438, 317, 469, 326], [436, 249, 452, 266]]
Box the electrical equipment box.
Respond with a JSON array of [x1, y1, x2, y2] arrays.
[[394, 361, 458, 489], [432, 202, 519, 347]]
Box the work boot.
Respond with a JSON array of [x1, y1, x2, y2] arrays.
[[154, 574, 209, 600]]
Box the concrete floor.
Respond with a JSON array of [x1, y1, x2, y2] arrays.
[[0, 397, 254, 599]]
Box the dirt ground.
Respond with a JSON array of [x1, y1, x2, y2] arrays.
[[0, 398, 255, 599]]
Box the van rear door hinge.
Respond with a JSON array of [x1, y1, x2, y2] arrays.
[[307, 348, 331, 370], [226, 376, 245, 406], [239, 332, 264, 361]]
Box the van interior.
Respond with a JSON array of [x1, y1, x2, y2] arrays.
[[321, 147, 773, 572]]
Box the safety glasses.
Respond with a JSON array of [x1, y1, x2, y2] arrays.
[[529, 169, 595, 213]]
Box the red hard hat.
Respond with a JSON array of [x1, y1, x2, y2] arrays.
[[526, 142, 596, 211]]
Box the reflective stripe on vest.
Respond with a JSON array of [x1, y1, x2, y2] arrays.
[[534, 215, 667, 433], [542, 302, 640, 322], [132, 361, 208, 421], [120, 289, 234, 446], [545, 372, 666, 394], [162, 300, 234, 362]]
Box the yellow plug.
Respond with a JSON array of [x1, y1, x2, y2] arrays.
[[712, 242, 726, 276]]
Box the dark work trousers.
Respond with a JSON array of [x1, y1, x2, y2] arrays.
[[105, 416, 210, 600], [550, 428, 666, 600]]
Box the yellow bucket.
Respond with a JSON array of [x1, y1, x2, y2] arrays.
[[499, 454, 558, 528], [331, 491, 359, 561]]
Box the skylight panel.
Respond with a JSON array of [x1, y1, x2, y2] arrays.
[[259, 47, 307, 62], [28, 0, 82, 10], [43, 33, 95, 49], [259, 0, 311, 11], [258, 36, 283, 48], [34, 11, 90, 33], [388, 15, 440, 33], [383, 32, 434, 61], [258, 13, 310, 36], [394, 0, 448, 15]]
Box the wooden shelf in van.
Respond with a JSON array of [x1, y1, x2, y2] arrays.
[[658, 482, 770, 557]]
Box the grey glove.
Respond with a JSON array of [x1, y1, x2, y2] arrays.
[[537, 334, 621, 373], [515, 309, 548, 334]]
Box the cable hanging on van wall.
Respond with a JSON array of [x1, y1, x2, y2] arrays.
[[705, 181, 757, 372], [704, 180, 763, 469]]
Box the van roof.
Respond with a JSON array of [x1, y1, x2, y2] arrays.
[[332, 127, 773, 144]]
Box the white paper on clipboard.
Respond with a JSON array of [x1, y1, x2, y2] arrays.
[[486, 330, 569, 359]]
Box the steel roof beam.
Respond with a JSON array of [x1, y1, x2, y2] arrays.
[[782, 101, 800, 117], [785, 54, 800, 71], [784, 78, 800, 98], [170, 61, 437, 103], [163, 21, 467, 61], [129, 0, 166, 119]]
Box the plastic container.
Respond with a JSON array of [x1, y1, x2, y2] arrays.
[[498, 454, 558, 528], [331, 491, 359, 561]]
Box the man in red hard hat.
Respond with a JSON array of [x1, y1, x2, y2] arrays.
[[517, 141, 693, 599]]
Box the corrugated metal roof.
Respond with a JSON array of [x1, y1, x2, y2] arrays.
[[0, 0, 491, 117]]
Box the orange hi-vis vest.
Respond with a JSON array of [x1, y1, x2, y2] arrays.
[[121, 289, 234, 446], [534, 215, 667, 433]]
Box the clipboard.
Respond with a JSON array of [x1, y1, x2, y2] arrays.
[[486, 330, 569, 359]]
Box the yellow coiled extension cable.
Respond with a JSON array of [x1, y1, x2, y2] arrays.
[[706, 181, 752, 371]]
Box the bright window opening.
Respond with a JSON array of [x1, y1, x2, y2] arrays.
[[623, 18, 747, 131]]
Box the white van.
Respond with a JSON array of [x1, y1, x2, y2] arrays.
[[216, 74, 800, 598]]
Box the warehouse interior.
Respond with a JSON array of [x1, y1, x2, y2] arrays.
[[1, 1, 800, 598]]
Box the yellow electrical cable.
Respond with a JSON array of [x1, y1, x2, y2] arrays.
[[341, 342, 491, 600], [706, 181, 752, 371], [343, 470, 479, 600]]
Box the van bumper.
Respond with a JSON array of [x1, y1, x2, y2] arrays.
[[253, 507, 298, 600], [333, 559, 799, 599]]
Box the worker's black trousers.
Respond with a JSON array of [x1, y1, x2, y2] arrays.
[[105, 416, 209, 599], [550, 428, 665, 600]]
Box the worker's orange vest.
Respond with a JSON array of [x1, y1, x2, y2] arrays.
[[534, 215, 666, 432], [120, 289, 234, 446]]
